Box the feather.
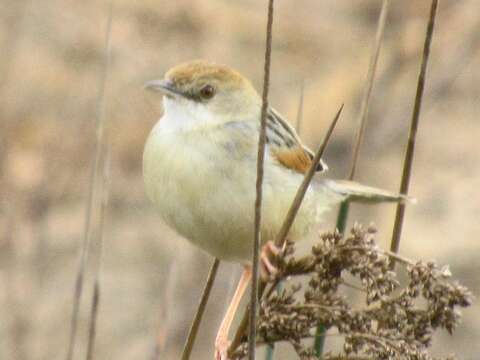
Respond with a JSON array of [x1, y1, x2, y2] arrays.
[[266, 108, 327, 174], [321, 179, 416, 204]]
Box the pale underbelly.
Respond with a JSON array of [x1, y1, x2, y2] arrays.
[[143, 129, 334, 263]]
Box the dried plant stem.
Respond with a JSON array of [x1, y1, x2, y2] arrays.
[[66, 6, 112, 360], [249, 1, 275, 358], [294, 80, 305, 134], [266, 72, 306, 360], [86, 147, 110, 360], [390, 0, 438, 260], [2, 215, 28, 360], [151, 260, 179, 359], [348, 0, 390, 180], [181, 258, 220, 360], [336, 0, 390, 233], [229, 104, 343, 356], [326, 1, 390, 355], [179, 7, 280, 353], [275, 104, 343, 248], [383, 249, 414, 266]]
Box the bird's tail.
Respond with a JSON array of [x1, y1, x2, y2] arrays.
[[321, 179, 415, 204]]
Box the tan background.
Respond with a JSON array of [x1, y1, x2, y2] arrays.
[[0, 0, 479, 359]]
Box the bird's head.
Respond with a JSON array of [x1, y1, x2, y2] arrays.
[[145, 60, 260, 127]]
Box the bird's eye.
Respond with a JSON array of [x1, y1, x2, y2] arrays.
[[199, 84, 215, 100]]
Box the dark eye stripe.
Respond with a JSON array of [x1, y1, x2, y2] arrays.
[[182, 87, 213, 103], [182, 91, 202, 102]]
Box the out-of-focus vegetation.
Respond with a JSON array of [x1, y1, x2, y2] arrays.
[[0, 1, 478, 359]]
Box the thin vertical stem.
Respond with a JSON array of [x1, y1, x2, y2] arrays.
[[86, 147, 110, 360], [348, 0, 390, 180], [152, 259, 179, 359], [390, 0, 438, 259], [181, 258, 220, 360], [325, 1, 390, 356], [295, 80, 305, 134], [274, 105, 343, 248], [228, 104, 343, 356], [250, 0, 275, 358], [336, 0, 390, 232], [66, 5, 112, 360], [265, 79, 306, 360]]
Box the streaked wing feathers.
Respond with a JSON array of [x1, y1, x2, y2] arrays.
[[266, 108, 327, 174]]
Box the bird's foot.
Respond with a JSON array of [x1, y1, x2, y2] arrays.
[[214, 336, 231, 360], [260, 241, 285, 281]]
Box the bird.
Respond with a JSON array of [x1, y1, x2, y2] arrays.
[[143, 60, 408, 359]]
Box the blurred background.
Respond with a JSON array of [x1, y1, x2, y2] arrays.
[[0, 0, 479, 359]]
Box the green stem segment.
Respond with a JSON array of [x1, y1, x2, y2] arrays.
[[335, 201, 350, 235], [315, 0, 390, 355], [314, 200, 350, 357], [265, 343, 275, 360]]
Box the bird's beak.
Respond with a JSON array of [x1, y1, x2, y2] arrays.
[[144, 79, 184, 98]]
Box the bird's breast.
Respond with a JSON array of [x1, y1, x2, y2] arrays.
[[143, 119, 336, 263], [143, 120, 259, 261]]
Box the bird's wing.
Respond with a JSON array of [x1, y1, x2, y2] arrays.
[[266, 108, 328, 174]]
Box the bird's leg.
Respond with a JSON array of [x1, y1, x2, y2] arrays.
[[215, 242, 285, 359], [260, 240, 285, 281], [215, 266, 252, 360]]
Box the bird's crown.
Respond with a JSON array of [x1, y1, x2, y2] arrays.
[[145, 60, 261, 123], [165, 60, 248, 91]]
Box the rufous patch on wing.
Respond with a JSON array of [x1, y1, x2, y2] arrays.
[[271, 146, 312, 174]]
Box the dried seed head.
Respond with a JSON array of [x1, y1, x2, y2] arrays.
[[232, 224, 472, 360]]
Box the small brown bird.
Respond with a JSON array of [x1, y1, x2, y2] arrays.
[[143, 60, 408, 359]]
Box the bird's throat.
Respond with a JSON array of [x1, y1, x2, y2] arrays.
[[160, 97, 221, 133]]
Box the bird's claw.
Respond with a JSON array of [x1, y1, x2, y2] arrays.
[[260, 241, 285, 281], [214, 336, 231, 360]]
